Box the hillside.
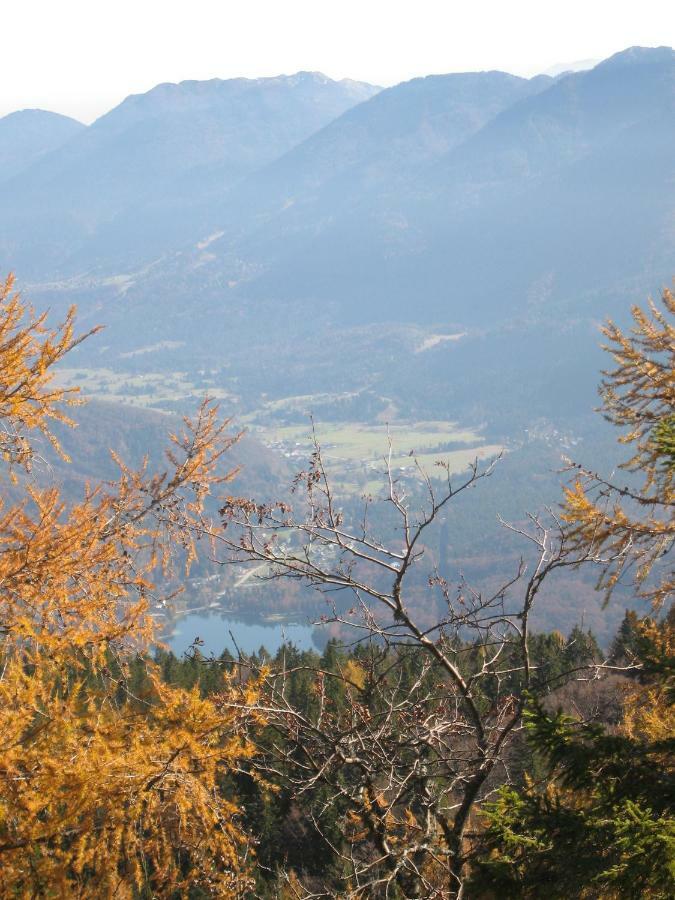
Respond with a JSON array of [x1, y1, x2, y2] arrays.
[[0, 72, 379, 274], [38, 399, 291, 503], [0, 47, 669, 488], [0, 108, 84, 182]]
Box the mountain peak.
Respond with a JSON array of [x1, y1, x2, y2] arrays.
[[106, 72, 379, 123], [0, 108, 83, 127], [284, 71, 333, 85], [596, 45, 675, 70], [0, 108, 85, 183], [265, 71, 380, 100]]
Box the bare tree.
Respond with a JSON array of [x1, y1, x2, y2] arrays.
[[218, 436, 625, 898]]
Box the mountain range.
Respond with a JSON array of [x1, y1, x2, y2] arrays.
[[1, 47, 673, 431], [0, 72, 378, 274]]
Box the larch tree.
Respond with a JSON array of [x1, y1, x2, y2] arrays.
[[0, 274, 261, 897], [562, 285, 674, 606]]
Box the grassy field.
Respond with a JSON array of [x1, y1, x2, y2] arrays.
[[55, 367, 235, 408], [250, 420, 504, 493]]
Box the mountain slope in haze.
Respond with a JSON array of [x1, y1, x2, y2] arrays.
[[0, 109, 84, 182], [430, 45, 675, 190], [0, 73, 379, 275], [58, 67, 552, 327], [12, 47, 675, 435], [38, 400, 291, 503], [91, 47, 675, 344], [78, 70, 550, 271], [174, 70, 553, 228], [219, 45, 675, 327]]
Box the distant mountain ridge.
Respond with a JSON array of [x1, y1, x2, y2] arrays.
[[0, 72, 379, 274], [542, 58, 598, 77], [111, 45, 672, 333], [93, 69, 551, 283], [2, 47, 674, 432], [0, 109, 84, 182]]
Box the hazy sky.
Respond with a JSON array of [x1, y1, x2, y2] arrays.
[[3, 0, 675, 122]]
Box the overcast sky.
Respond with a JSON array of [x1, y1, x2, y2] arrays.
[[2, 0, 675, 122]]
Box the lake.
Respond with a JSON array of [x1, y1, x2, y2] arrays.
[[163, 611, 322, 657]]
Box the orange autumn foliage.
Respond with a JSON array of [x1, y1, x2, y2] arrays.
[[562, 286, 674, 608], [0, 274, 261, 897], [620, 611, 675, 750], [0, 273, 98, 472]]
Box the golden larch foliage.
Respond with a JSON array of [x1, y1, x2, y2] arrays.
[[0, 275, 262, 896], [621, 611, 675, 750], [562, 286, 674, 608]]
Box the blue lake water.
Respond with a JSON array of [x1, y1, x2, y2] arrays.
[[164, 611, 321, 657]]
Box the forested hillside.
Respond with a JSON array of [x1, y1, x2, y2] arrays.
[[0, 73, 378, 274], [0, 274, 670, 897]]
